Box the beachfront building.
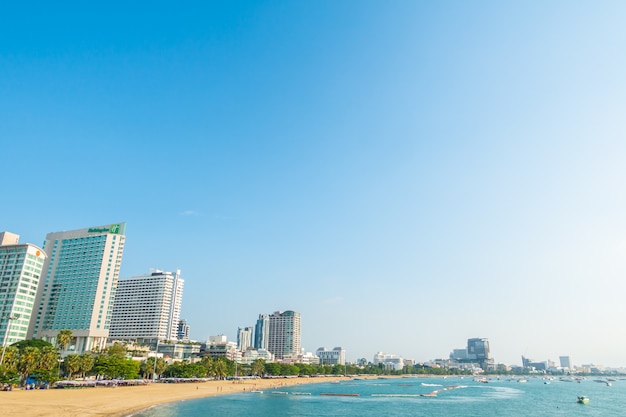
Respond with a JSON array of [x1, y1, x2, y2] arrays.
[[316, 347, 346, 365], [0, 232, 47, 347], [282, 350, 320, 365], [109, 269, 184, 344], [373, 352, 405, 371], [204, 335, 240, 361], [267, 310, 301, 360], [240, 348, 274, 365], [27, 223, 126, 353], [177, 319, 190, 341], [237, 326, 253, 351], [254, 313, 269, 350]]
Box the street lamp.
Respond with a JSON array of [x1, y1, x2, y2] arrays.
[[0, 314, 21, 366]]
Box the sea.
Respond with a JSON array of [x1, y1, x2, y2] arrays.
[[132, 376, 624, 417]]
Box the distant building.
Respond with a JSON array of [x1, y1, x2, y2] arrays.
[[467, 338, 494, 371], [316, 347, 346, 365], [177, 319, 190, 341], [267, 310, 301, 360], [373, 352, 405, 371], [240, 348, 274, 365], [237, 326, 253, 351], [28, 223, 126, 353], [204, 335, 239, 361], [109, 269, 184, 343], [559, 356, 572, 370], [0, 232, 47, 346], [254, 314, 269, 350]]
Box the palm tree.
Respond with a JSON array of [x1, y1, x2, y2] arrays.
[[200, 356, 214, 377], [17, 346, 40, 385], [213, 357, 227, 380], [0, 346, 19, 371], [63, 354, 81, 380], [56, 329, 73, 352], [78, 353, 94, 378], [39, 346, 59, 372]]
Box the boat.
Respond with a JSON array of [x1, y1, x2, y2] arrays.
[[250, 390, 263, 394], [271, 391, 289, 395], [577, 396, 589, 404]]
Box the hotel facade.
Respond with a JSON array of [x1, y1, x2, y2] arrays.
[[0, 232, 47, 346], [109, 269, 184, 342], [27, 223, 126, 353]]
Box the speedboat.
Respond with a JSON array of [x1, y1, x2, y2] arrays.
[[577, 396, 589, 404]]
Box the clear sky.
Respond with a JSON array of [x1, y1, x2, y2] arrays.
[[2, 1, 626, 367]]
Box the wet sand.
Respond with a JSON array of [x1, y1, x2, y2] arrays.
[[0, 376, 353, 417]]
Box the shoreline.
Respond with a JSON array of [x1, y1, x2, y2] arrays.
[[0, 376, 363, 417]]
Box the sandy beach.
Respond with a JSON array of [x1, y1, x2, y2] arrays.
[[0, 376, 355, 417]]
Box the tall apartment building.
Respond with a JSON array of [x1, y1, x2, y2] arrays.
[[0, 232, 47, 346], [27, 223, 126, 353], [237, 326, 253, 351], [254, 314, 269, 350], [267, 310, 301, 360], [177, 319, 190, 341], [109, 269, 184, 343]]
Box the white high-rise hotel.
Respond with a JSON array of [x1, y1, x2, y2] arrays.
[[109, 269, 184, 342], [27, 223, 126, 353], [267, 310, 301, 359], [0, 232, 47, 347]]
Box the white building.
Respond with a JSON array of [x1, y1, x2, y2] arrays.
[[28, 223, 126, 353], [237, 326, 253, 351], [109, 269, 184, 342], [316, 346, 346, 365], [267, 310, 301, 360], [373, 351, 405, 371], [0, 232, 47, 346], [240, 348, 274, 365]]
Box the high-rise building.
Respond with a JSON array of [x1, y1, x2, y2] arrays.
[[254, 314, 269, 350], [0, 232, 47, 346], [109, 269, 184, 342], [267, 310, 301, 360], [177, 319, 190, 341], [559, 356, 572, 370], [27, 223, 126, 353], [467, 338, 493, 370], [237, 326, 253, 351]]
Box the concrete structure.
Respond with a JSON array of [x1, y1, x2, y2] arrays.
[[316, 346, 346, 365], [109, 269, 184, 342], [157, 341, 200, 360], [177, 319, 190, 341], [267, 310, 301, 360], [28, 223, 126, 353], [0, 232, 47, 346], [237, 326, 253, 351], [254, 314, 269, 350]]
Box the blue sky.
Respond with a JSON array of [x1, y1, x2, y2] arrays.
[[3, 1, 626, 367]]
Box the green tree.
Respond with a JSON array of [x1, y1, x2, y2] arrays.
[[56, 329, 73, 351], [213, 357, 227, 380], [39, 346, 59, 372], [0, 346, 19, 371], [63, 354, 81, 379], [17, 346, 41, 384], [142, 357, 167, 379], [78, 353, 95, 378], [11, 339, 53, 351], [200, 356, 215, 377], [107, 343, 127, 357], [264, 362, 281, 376], [251, 359, 265, 377]]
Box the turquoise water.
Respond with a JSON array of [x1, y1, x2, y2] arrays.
[[133, 377, 625, 416]]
